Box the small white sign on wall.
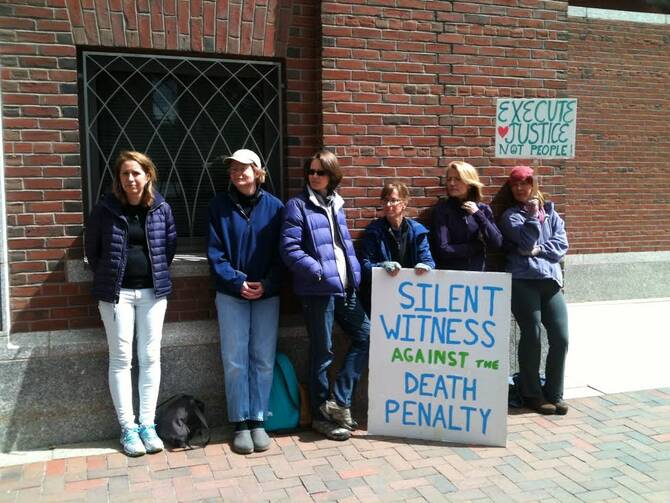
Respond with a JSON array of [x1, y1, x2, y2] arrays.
[[495, 98, 577, 159], [368, 268, 512, 447]]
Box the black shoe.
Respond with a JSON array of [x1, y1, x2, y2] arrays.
[[553, 400, 569, 415], [524, 397, 556, 415]]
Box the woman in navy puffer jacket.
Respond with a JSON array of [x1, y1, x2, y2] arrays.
[[280, 150, 370, 442], [85, 151, 176, 457]]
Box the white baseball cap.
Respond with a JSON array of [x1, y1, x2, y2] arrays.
[[223, 149, 262, 169]]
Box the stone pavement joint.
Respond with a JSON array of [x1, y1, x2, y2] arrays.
[[1, 388, 669, 502]]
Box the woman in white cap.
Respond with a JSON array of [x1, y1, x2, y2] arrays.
[[207, 149, 285, 454]]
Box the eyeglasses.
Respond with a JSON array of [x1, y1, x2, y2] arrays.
[[308, 169, 328, 177], [383, 199, 404, 206]]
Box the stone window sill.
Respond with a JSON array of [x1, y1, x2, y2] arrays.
[[65, 254, 209, 283]]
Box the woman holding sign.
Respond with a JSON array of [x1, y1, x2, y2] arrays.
[[359, 181, 435, 315], [431, 161, 502, 271], [280, 150, 370, 442], [499, 166, 569, 415]]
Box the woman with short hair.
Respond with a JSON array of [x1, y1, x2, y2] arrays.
[[280, 149, 370, 442], [359, 181, 435, 315]]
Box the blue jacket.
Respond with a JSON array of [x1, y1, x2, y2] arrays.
[[85, 191, 177, 302], [359, 217, 435, 312], [207, 188, 285, 299], [431, 197, 503, 271], [359, 217, 434, 284], [499, 201, 568, 286], [280, 188, 361, 296]]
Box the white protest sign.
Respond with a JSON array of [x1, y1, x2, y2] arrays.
[[368, 268, 511, 447], [495, 98, 577, 159]]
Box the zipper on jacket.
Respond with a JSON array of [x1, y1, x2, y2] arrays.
[[329, 205, 354, 294], [145, 201, 165, 296]]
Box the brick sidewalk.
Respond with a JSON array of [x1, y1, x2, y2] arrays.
[[1, 389, 669, 502]]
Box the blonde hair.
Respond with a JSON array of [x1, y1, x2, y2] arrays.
[[447, 161, 484, 202], [112, 150, 157, 207]]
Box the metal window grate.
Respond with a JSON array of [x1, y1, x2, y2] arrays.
[[81, 50, 283, 247]]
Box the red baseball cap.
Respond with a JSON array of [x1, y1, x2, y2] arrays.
[[509, 166, 534, 182]]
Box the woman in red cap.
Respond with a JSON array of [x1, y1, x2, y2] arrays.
[[499, 166, 569, 415]]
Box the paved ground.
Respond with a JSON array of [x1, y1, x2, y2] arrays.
[[0, 388, 668, 502]]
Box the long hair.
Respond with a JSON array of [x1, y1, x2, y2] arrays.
[[112, 150, 157, 207], [447, 161, 483, 202], [304, 149, 343, 192]]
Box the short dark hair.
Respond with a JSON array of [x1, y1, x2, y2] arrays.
[[304, 149, 343, 191]]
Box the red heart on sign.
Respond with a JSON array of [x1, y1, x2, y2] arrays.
[[498, 126, 509, 138]]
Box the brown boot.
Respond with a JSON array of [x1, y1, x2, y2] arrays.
[[524, 397, 556, 415]]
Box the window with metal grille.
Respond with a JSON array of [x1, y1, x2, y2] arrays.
[[79, 50, 284, 249]]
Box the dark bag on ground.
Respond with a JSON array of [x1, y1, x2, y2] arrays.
[[265, 352, 301, 432], [155, 394, 210, 448]]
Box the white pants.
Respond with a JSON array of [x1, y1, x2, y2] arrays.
[[98, 288, 167, 429]]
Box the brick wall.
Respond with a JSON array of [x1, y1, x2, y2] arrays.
[[566, 17, 670, 253], [319, 0, 569, 238], [4, 1, 669, 334], [1, 0, 320, 332]]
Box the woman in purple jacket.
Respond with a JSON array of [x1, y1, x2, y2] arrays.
[[85, 151, 177, 457], [280, 150, 370, 442], [431, 161, 502, 271]]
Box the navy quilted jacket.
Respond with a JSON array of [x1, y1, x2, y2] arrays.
[[85, 190, 177, 302], [280, 187, 361, 297]]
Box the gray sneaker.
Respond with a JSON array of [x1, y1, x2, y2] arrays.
[[312, 420, 351, 441], [319, 400, 358, 431]]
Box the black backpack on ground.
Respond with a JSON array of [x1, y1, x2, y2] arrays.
[[155, 394, 210, 448]]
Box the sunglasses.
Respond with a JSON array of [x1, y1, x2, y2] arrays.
[[383, 199, 404, 206], [308, 169, 328, 177]]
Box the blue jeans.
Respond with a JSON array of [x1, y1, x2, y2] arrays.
[[511, 279, 569, 403], [215, 292, 280, 423], [98, 288, 167, 429], [300, 292, 370, 418]]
